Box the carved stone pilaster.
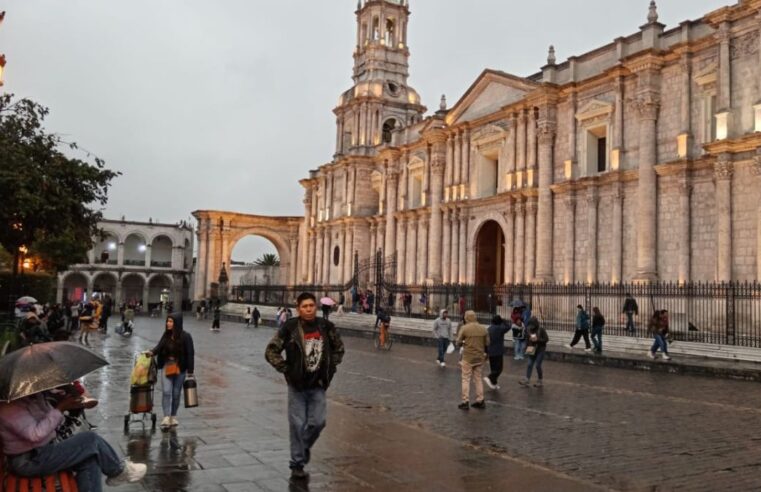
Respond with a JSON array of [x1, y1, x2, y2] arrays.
[[752, 151, 761, 177], [714, 155, 734, 181], [633, 92, 661, 120]]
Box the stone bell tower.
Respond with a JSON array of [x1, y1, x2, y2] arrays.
[[333, 0, 426, 157]]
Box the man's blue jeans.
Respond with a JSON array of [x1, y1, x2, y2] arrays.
[[591, 328, 603, 352], [436, 337, 449, 363], [288, 386, 327, 470], [9, 431, 124, 492], [626, 312, 635, 333], [513, 339, 526, 359], [651, 334, 669, 355], [526, 350, 545, 380], [162, 370, 187, 417]]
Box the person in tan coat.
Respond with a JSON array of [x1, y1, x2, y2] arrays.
[[455, 310, 489, 410]]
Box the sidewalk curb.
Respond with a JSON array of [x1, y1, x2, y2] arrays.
[[226, 314, 761, 382]]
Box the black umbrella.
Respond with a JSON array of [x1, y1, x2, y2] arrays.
[[0, 341, 109, 402]]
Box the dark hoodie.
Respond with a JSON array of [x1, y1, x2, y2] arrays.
[[525, 316, 549, 354], [151, 313, 195, 374]]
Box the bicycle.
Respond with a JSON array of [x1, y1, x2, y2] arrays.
[[373, 320, 393, 350]]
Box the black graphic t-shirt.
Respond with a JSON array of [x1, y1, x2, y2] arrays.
[[302, 320, 324, 388]]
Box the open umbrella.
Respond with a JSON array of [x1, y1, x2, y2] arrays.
[[509, 299, 526, 309], [320, 297, 336, 306], [15, 296, 38, 306], [0, 341, 108, 402]]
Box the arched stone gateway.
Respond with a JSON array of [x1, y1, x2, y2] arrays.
[[192, 210, 302, 301]]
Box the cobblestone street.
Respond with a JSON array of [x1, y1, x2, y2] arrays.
[[81, 316, 761, 491]]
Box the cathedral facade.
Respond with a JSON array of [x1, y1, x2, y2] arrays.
[[293, 0, 761, 288]]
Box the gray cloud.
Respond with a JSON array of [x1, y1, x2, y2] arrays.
[[1, 0, 725, 260]]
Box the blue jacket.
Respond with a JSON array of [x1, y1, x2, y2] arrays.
[[575, 310, 590, 331]]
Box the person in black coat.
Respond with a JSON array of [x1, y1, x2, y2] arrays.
[[146, 313, 195, 430]]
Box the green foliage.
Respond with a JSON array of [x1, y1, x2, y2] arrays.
[[0, 94, 120, 273], [254, 253, 280, 266], [0, 271, 56, 306]]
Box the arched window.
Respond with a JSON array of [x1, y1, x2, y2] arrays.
[[333, 246, 341, 266], [382, 118, 397, 144]]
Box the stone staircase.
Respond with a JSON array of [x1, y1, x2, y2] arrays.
[[222, 302, 761, 362]]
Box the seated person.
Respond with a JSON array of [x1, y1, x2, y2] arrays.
[[0, 392, 146, 491]]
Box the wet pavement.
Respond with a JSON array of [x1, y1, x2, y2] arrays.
[[79, 315, 761, 491]]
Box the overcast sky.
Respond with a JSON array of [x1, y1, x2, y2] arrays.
[[1, 0, 726, 261]]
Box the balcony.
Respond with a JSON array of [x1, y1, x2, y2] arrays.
[[151, 261, 172, 268], [124, 259, 146, 267]]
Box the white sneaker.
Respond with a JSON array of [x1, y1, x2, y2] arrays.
[[106, 459, 147, 485], [584, 348, 593, 352], [483, 376, 497, 390], [160, 416, 171, 428], [662, 354, 671, 361], [495, 384, 500, 390], [565, 344, 574, 349], [170, 416, 179, 427], [440, 362, 446, 368], [647, 352, 655, 359]]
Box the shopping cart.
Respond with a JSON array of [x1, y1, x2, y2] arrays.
[[124, 354, 157, 433]]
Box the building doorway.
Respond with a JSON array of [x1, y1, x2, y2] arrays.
[[475, 220, 505, 286]]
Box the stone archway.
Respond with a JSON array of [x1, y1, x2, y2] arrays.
[[192, 210, 302, 300], [61, 272, 89, 303], [475, 220, 505, 286]]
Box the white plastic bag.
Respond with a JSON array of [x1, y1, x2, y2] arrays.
[[446, 342, 455, 354]]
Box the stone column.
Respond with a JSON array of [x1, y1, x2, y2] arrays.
[[418, 216, 429, 284], [450, 212, 460, 282], [300, 193, 312, 281], [525, 198, 537, 283], [611, 183, 624, 284], [384, 168, 399, 256], [307, 231, 315, 283], [462, 128, 471, 197], [145, 244, 152, 268], [315, 228, 324, 284], [344, 225, 355, 284], [396, 217, 407, 284], [406, 217, 418, 284], [338, 226, 346, 283], [458, 212, 468, 283], [613, 76, 625, 165], [442, 209, 451, 283], [514, 200, 525, 284], [517, 110, 527, 172], [289, 233, 298, 286], [323, 227, 332, 285], [369, 223, 377, 259], [678, 54, 692, 158], [428, 134, 446, 281], [445, 135, 454, 199], [535, 107, 557, 282], [194, 220, 207, 299], [117, 242, 125, 266], [715, 154, 733, 282], [142, 283, 150, 311], [754, 153, 761, 280], [677, 174, 691, 284], [633, 66, 661, 282], [716, 22, 732, 133], [586, 188, 599, 284], [453, 132, 462, 194], [527, 109, 537, 172], [504, 202, 515, 283], [206, 227, 217, 291], [564, 194, 576, 284]]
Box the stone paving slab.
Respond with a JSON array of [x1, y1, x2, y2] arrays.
[[83, 316, 600, 491]]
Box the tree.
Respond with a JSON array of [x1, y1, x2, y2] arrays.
[[254, 253, 280, 266], [0, 94, 119, 280]]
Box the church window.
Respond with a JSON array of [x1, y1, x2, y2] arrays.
[[411, 175, 423, 208], [475, 152, 498, 198], [584, 125, 609, 175], [333, 246, 340, 266], [385, 18, 396, 46], [382, 118, 398, 144], [372, 17, 380, 41]]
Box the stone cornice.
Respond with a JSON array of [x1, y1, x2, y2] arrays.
[[623, 51, 665, 74], [704, 133, 761, 156]]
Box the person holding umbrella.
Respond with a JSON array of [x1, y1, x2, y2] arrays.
[[0, 342, 147, 490], [319, 294, 335, 320]]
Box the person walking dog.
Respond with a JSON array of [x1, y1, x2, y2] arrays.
[[265, 292, 345, 482]]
